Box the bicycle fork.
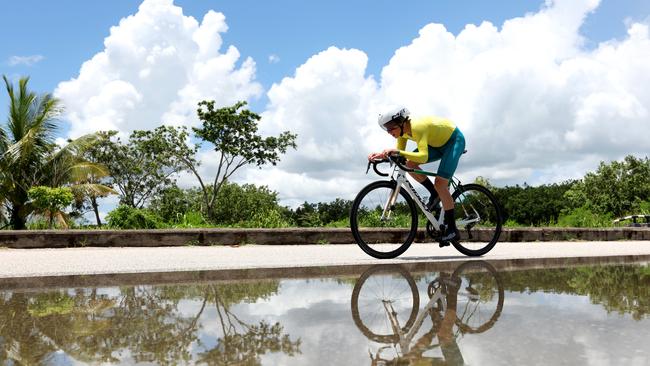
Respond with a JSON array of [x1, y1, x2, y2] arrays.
[[381, 176, 405, 221]]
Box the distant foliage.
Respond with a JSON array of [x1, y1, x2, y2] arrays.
[[564, 155, 650, 218], [491, 181, 576, 226], [290, 199, 353, 227], [489, 155, 649, 227]]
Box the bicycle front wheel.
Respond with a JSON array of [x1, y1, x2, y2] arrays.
[[350, 180, 418, 259], [451, 184, 502, 256], [351, 265, 420, 343]]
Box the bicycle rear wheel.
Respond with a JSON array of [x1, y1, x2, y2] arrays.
[[451, 184, 502, 256], [451, 261, 504, 334], [350, 180, 418, 259]]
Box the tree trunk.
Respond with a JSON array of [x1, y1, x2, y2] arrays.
[[10, 205, 26, 230], [91, 195, 102, 227]]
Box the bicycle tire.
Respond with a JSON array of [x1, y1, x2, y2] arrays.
[[350, 180, 418, 259], [451, 260, 504, 334], [450, 184, 502, 256], [351, 264, 420, 343]]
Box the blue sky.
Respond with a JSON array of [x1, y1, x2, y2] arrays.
[[2, 0, 650, 209], [2, 0, 648, 114]]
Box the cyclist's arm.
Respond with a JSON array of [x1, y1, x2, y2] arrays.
[[396, 136, 407, 151], [397, 134, 429, 164]]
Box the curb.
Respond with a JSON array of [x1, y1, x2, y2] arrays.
[[0, 227, 649, 248]]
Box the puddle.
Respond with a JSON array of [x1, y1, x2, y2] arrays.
[[1, 260, 649, 365]]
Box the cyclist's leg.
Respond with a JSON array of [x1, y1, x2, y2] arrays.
[[436, 129, 466, 242], [408, 147, 442, 203], [435, 129, 466, 207]]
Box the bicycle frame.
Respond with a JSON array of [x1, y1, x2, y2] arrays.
[[383, 281, 448, 354], [381, 162, 481, 232]]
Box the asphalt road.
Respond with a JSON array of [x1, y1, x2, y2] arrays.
[[2, 241, 650, 279]]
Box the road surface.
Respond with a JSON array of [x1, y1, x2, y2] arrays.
[[1, 241, 650, 279]]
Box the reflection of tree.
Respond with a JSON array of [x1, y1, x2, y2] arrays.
[[0, 280, 300, 364], [0, 293, 56, 365], [197, 285, 301, 365], [568, 266, 650, 320], [500, 265, 650, 320]]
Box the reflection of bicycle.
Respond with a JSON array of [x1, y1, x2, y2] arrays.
[[351, 261, 504, 365], [350, 155, 502, 259]]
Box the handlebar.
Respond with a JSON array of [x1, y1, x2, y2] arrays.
[[366, 154, 415, 176]]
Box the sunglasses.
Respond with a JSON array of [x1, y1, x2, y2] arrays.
[[386, 124, 400, 132]]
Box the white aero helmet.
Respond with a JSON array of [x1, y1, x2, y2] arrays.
[[378, 107, 410, 131]]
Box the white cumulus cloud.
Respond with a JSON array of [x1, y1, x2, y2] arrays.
[[54, 0, 650, 208], [252, 0, 650, 206], [54, 0, 262, 138]]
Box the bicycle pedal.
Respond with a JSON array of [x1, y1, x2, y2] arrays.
[[438, 241, 450, 248]]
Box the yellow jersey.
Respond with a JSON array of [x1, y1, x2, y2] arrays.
[[396, 116, 456, 164]]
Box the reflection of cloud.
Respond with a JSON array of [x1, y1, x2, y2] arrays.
[[460, 291, 650, 365], [8, 55, 44, 66]]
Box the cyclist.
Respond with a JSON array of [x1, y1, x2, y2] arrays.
[[368, 107, 466, 244]]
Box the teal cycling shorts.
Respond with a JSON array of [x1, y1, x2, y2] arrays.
[[412, 128, 466, 179]]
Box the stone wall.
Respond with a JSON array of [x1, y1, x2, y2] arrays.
[[0, 227, 648, 248]]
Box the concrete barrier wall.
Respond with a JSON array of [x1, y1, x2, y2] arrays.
[[0, 227, 648, 248]]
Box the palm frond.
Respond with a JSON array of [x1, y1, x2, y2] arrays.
[[70, 183, 117, 198], [50, 133, 101, 159], [68, 162, 111, 182], [2, 76, 60, 165]]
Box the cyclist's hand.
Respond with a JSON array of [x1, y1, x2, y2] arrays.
[[368, 152, 390, 161], [382, 148, 399, 158], [367, 152, 383, 161]]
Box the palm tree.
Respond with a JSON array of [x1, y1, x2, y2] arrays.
[[1, 75, 115, 229]]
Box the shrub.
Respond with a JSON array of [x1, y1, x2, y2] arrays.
[[106, 205, 165, 229], [557, 206, 613, 228]]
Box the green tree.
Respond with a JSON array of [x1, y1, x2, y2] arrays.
[[564, 155, 650, 218], [316, 198, 352, 225], [188, 101, 297, 222], [293, 202, 322, 227], [148, 185, 202, 224], [493, 181, 575, 226], [27, 186, 74, 229], [89, 126, 198, 209], [1, 76, 109, 229]]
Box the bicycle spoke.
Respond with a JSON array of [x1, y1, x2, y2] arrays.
[[451, 184, 502, 256]]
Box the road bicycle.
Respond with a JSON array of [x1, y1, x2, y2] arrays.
[[350, 261, 504, 365], [350, 154, 502, 258]]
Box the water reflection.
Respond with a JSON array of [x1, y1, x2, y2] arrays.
[[0, 282, 300, 365], [351, 261, 503, 365], [0, 260, 649, 365]]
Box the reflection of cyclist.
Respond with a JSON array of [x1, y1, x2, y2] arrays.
[[367, 107, 466, 244], [437, 273, 464, 365], [353, 261, 504, 366]]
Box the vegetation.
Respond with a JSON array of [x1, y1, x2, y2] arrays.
[[0, 281, 301, 364], [0, 263, 647, 363], [0, 76, 113, 229], [2, 75, 648, 230], [187, 101, 297, 223], [27, 186, 74, 229]]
